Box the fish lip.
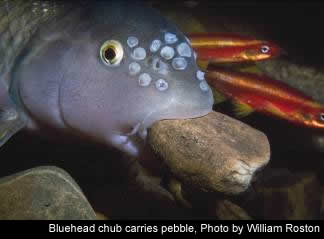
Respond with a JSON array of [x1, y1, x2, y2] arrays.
[[138, 102, 213, 133]]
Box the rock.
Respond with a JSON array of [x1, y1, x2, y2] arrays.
[[148, 111, 270, 195], [88, 161, 192, 219], [166, 178, 193, 209], [253, 168, 321, 220], [0, 166, 96, 220], [211, 199, 252, 220], [320, 187, 324, 219], [129, 161, 178, 209], [95, 212, 109, 220]]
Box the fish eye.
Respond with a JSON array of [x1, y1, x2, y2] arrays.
[[320, 113, 324, 121], [100, 40, 123, 66], [260, 45, 270, 53]]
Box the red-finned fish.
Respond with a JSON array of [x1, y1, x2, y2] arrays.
[[188, 33, 282, 63], [189, 32, 267, 47], [193, 44, 281, 63], [205, 66, 324, 129]]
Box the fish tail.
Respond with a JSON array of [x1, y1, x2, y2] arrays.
[[232, 99, 255, 117]]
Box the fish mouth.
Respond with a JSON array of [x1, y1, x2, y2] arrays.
[[107, 94, 213, 157], [133, 94, 214, 140]]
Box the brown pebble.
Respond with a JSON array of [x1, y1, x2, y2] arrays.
[[0, 166, 96, 220], [148, 111, 270, 194]]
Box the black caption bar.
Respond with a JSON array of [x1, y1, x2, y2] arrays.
[[0, 221, 323, 234]]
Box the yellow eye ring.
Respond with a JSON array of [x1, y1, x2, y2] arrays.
[[100, 40, 124, 66]]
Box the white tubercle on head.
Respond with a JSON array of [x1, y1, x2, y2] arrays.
[[172, 57, 187, 70], [155, 79, 169, 91], [164, 32, 178, 44], [132, 47, 147, 60], [152, 58, 169, 76], [127, 36, 139, 48], [199, 81, 209, 92], [177, 42, 191, 57], [150, 39, 162, 52], [160, 46, 175, 60], [129, 62, 141, 75], [138, 73, 152, 87], [196, 70, 205, 81]]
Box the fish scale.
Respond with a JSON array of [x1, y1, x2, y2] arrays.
[[0, 0, 71, 87]]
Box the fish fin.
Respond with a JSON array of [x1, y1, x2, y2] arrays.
[[0, 83, 26, 147], [266, 102, 287, 118], [211, 88, 227, 104], [232, 100, 255, 117]]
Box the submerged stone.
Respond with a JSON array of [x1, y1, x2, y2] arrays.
[[0, 166, 96, 220]]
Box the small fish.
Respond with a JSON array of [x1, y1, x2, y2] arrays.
[[205, 66, 324, 130], [189, 32, 268, 47], [193, 44, 281, 63], [0, 0, 214, 157], [187, 33, 282, 63]]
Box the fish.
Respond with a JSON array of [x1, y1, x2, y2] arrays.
[[189, 32, 269, 48], [0, 0, 214, 157], [187, 33, 282, 63], [193, 44, 281, 63], [205, 66, 324, 130]]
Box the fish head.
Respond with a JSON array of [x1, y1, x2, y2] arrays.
[[70, 3, 214, 134], [16, 2, 213, 156], [242, 42, 283, 61], [293, 108, 324, 129], [306, 111, 324, 129]]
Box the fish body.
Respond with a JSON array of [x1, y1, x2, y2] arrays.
[[205, 67, 324, 129], [0, 0, 214, 157], [188, 33, 282, 63], [193, 44, 280, 63], [189, 33, 266, 47]]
